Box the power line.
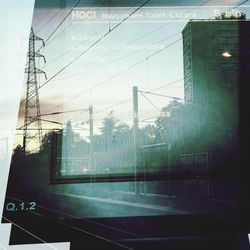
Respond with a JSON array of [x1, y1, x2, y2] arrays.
[[70, 0, 211, 74], [22, 0, 210, 100], [37, 108, 89, 117], [18, 107, 88, 130], [39, 0, 81, 50], [150, 78, 183, 92], [44, 24, 107, 68], [140, 92, 162, 112], [139, 116, 159, 122], [228, 0, 249, 11], [67, 109, 90, 124], [138, 88, 185, 124], [21, 0, 151, 107], [38, 0, 213, 88], [40, 118, 63, 125], [126, 0, 211, 45], [37, 78, 183, 134], [140, 90, 184, 101], [40, 79, 182, 132], [35, 7, 63, 34], [93, 79, 183, 116], [44, 37, 181, 115], [54, 32, 181, 82], [45, 22, 73, 46], [43, 0, 146, 54], [43, 0, 143, 65], [90, 0, 247, 115], [24, 0, 244, 101], [21, 0, 247, 121], [122, 0, 247, 48], [33, 0, 59, 29], [146, 38, 182, 59], [54, 0, 211, 82], [0, 44, 180, 102], [94, 98, 132, 115], [45, 0, 104, 47], [16, 128, 61, 131], [69, 0, 249, 74], [24, 0, 82, 71]]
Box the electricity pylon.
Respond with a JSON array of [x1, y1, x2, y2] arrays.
[[23, 27, 47, 153]]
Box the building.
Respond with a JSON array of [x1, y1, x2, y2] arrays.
[[181, 11, 250, 200], [183, 10, 250, 104]]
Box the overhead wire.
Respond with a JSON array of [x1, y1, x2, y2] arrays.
[[20, 0, 152, 109], [35, 7, 63, 34], [43, 0, 144, 64], [126, 0, 211, 45], [23, 0, 243, 96], [41, 37, 181, 117], [93, 78, 183, 116], [50, 0, 247, 73], [56, 81, 183, 133], [19, 0, 211, 118], [54, 32, 181, 82], [31, 0, 248, 129], [45, 0, 102, 47], [38, 0, 82, 51], [140, 92, 162, 112], [23, 0, 82, 71], [45, 23, 107, 68], [140, 90, 184, 101], [23, 0, 210, 101], [33, 0, 59, 29], [52, 0, 211, 82], [19, 0, 248, 131]]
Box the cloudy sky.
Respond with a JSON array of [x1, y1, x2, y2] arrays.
[[12, 0, 250, 149]]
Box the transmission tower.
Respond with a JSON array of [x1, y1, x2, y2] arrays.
[[23, 27, 47, 153]]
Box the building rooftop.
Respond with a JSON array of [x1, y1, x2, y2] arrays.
[[188, 10, 247, 22]]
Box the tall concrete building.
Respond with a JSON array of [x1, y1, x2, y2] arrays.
[[181, 11, 250, 199], [182, 11, 250, 148], [183, 11, 249, 103]]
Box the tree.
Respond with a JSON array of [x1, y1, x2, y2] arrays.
[[155, 100, 185, 144], [40, 131, 55, 154], [12, 144, 25, 159], [140, 124, 157, 145], [93, 113, 134, 173]]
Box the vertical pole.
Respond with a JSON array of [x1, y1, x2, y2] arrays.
[[89, 105, 94, 171], [89, 105, 94, 189], [168, 143, 172, 196], [50, 132, 57, 183], [143, 148, 146, 196], [133, 86, 140, 195]]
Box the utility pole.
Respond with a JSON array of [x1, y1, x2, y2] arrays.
[[23, 28, 47, 153], [88, 105, 95, 192], [89, 105, 94, 173], [133, 86, 140, 195]]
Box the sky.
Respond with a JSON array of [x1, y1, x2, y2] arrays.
[[12, 0, 250, 149]]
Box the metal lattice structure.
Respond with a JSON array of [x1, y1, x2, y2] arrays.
[[23, 28, 47, 153]]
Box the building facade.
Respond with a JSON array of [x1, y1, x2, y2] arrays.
[[181, 13, 250, 200]]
